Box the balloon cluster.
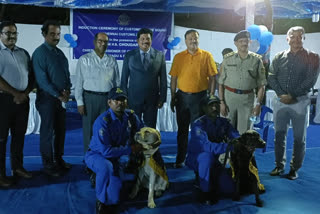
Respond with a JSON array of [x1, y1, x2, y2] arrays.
[[247, 25, 273, 55], [167, 36, 181, 50]]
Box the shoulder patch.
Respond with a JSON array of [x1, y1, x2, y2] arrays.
[[223, 52, 235, 58], [250, 52, 262, 59], [125, 109, 135, 114]]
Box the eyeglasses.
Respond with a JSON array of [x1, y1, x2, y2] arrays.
[[1, 31, 19, 36]]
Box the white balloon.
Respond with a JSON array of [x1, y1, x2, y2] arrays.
[[249, 40, 260, 53], [259, 25, 268, 33], [168, 35, 174, 43], [71, 34, 78, 41]]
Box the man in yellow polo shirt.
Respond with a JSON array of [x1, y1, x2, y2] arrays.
[[169, 29, 218, 168]]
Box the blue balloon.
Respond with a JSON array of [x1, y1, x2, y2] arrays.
[[70, 41, 78, 48], [171, 37, 181, 46], [259, 31, 274, 46], [167, 43, 173, 50], [247, 25, 261, 40], [64, 34, 74, 42], [257, 44, 269, 55]]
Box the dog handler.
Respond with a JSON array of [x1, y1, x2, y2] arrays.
[[85, 87, 144, 214], [185, 95, 240, 204]]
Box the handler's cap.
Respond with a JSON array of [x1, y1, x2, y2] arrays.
[[108, 87, 127, 100], [234, 30, 251, 41], [200, 95, 220, 106]]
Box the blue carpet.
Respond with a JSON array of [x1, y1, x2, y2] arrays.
[[1, 116, 320, 214]]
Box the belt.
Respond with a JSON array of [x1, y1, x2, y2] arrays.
[[84, 90, 108, 95], [224, 86, 253, 94], [178, 90, 206, 95]]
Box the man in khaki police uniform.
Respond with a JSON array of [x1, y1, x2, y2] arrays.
[[218, 30, 267, 134]]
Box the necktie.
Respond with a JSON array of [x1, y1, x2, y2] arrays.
[[143, 53, 149, 70]]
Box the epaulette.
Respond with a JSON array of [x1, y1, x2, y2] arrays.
[[125, 109, 135, 115], [223, 51, 235, 59], [103, 111, 112, 123], [249, 52, 262, 59]]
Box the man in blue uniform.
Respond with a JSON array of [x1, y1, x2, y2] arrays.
[[186, 95, 239, 204], [85, 87, 144, 214]]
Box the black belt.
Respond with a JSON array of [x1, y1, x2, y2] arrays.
[[84, 90, 108, 95], [178, 90, 206, 95]]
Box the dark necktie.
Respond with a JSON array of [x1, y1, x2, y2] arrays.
[[143, 53, 149, 70]]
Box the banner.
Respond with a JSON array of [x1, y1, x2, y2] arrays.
[[72, 9, 172, 60]]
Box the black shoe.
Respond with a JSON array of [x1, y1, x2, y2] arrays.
[[96, 200, 108, 214], [0, 175, 13, 188], [199, 191, 218, 205], [56, 158, 72, 171], [287, 169, 298, 180], [12, 168, 32, 179], [173, 163, 185, 169], [42, 166, 62, 177], [270, 167, 284, 176]]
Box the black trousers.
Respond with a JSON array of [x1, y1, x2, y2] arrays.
[[0, 93, 29, 174], [36, 91, 66, 168], [175, 90, 207, 164], [129, 99, 158, 128]]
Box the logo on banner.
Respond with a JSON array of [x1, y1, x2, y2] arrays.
[[117, 13, 130, 26]]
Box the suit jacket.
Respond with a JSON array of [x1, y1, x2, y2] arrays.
[[121, 47, 167, 106]]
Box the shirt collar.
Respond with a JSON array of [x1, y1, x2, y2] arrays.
[[140, 48, 150, 55], [0, 40, 18, 51], [108, 108, 128, 122], [183, 48, 202, 56], [44, 41, 57, 51]]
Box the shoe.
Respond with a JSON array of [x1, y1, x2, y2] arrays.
[[0, 175, 13, 188], [199, 191, 218, 205], [287, 169, 298, 180], [173, 163, 185, 169], [96, 200, 108, 214], [269, 167, 284, 176], [56, 158, 72, 170], [12, 168, 32, 179], [42, 166, 62, 177]]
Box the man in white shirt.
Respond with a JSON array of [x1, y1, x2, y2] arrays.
[[0, 21, 34, 187], [75, 32, 120, 154]]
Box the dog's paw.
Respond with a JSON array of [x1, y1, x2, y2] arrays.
[[256, 199, 264, 207], [148, 200, 156, 208]]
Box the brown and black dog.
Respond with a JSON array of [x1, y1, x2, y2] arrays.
[[230, 130, 266, 207]]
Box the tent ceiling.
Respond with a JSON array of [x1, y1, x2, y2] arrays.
[[1, 0, 320, 19]]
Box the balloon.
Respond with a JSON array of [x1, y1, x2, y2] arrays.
[[71, 34, 78, 41], [259, 31, 274, 46], [257, 44, 269, 55], [171, 37, 181, 46], [247, 24, 261, 40], [168, 35, 174, 43], [167, 43, 173, 50], [70, 41, 78, 48], [259, 25, 268, 33], [249, 40, 260, 53]]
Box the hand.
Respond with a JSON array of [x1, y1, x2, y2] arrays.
[[157, 101, 164, 109], [13, 92, 28, 104], [220, 102, 229, 117], [279, 94, 297, 104], [58, 90, 70, 103], [252, 104, 261, 116], [78, 105, 85, 116], [170, 96, 177, 112]]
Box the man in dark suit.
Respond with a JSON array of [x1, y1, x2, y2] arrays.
[[121, 28, 167, 128]]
